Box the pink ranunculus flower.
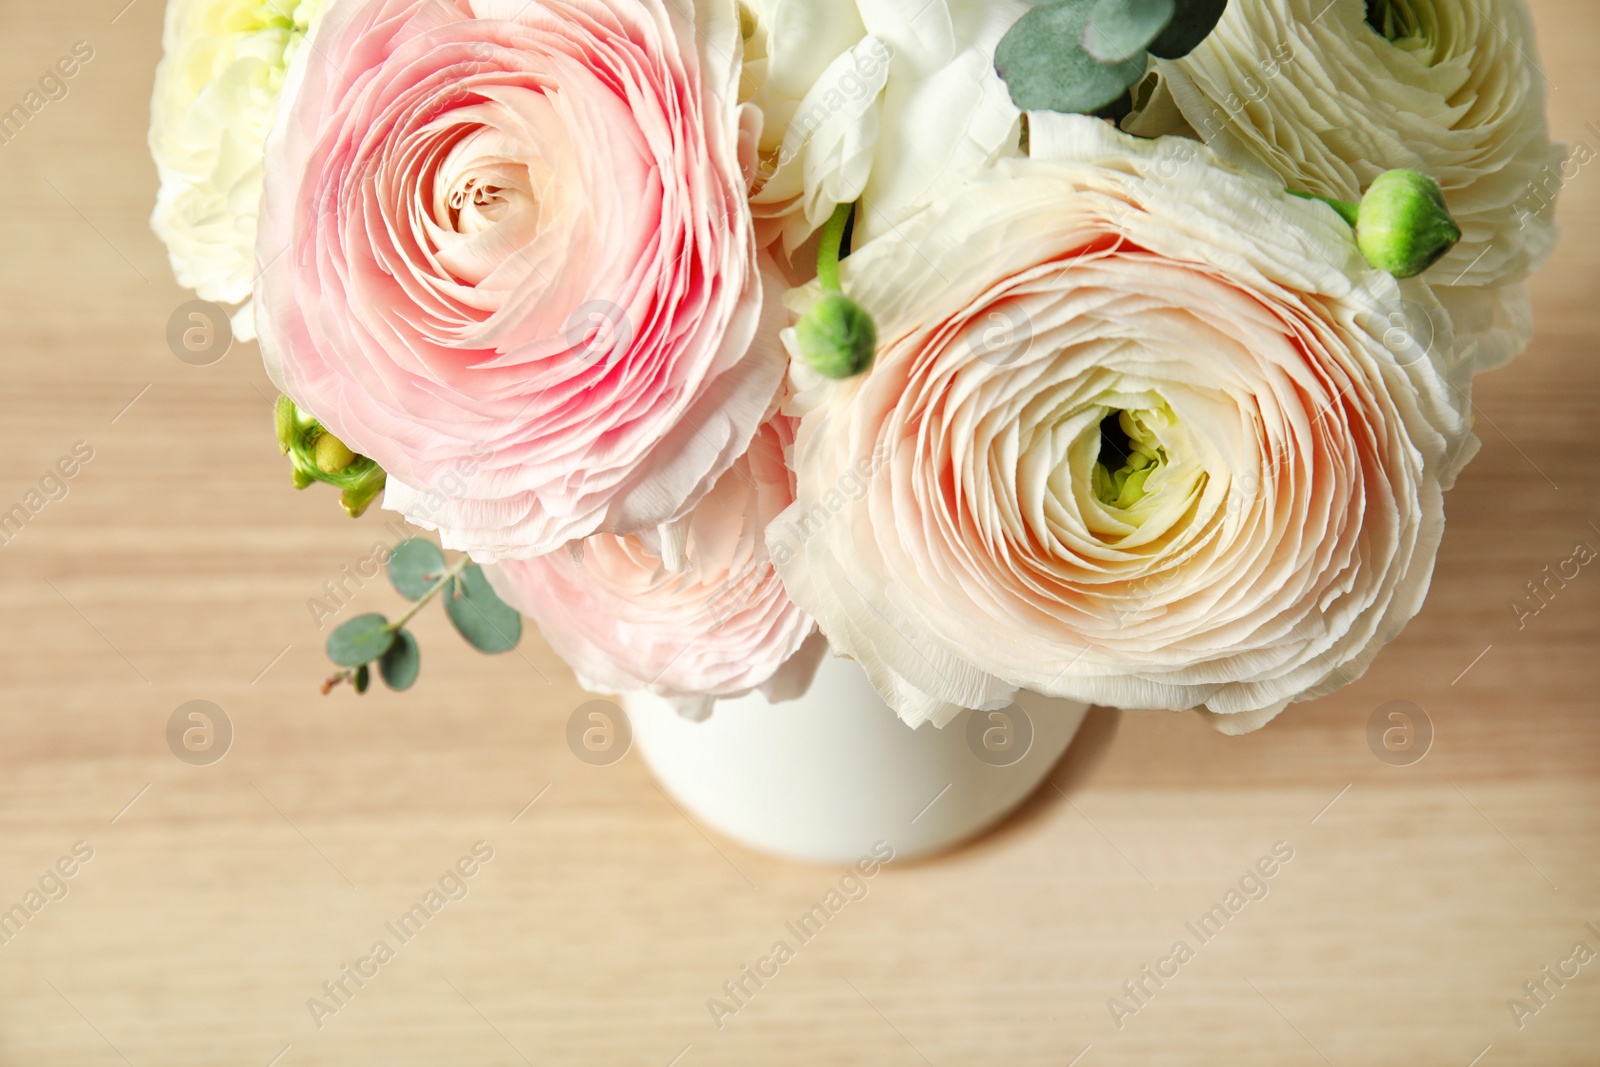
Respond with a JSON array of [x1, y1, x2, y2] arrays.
[[255, 0, 783, 560], [486, 414, 823, 718]]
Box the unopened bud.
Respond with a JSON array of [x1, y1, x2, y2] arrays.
[[1356, 169, 1461, 279], [313, 433, 357, 475], [796, 292, 876, 379], [273, 394, 387, 518]]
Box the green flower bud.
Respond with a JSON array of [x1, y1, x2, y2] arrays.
[[795, 292, 877, 379], [313, 433, 357, 475], [274, 394, 387, 518], [1355, 169, 1461, 279]]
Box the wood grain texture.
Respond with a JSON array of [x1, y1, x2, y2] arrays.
[[0, 1, 1596, 1064]]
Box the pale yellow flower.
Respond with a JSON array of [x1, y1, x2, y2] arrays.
[[1127, 0, 1561, 370], [149, 0, 326, 337]]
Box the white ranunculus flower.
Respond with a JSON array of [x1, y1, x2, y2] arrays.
[[149, 0, 326, 338], [769, 115, 1477, 733], [1125, 0, 1560, 371], [741, 0, 1029, 255]]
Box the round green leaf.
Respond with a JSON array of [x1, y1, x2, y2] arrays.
[[327, 613, 394, 667], [379, 629, 420, 691], [353, 664, 370, 694], [444, 564, 523, 654], [996, 1, 1149, 115], [1147, 0, 1228, 59], [388, 538, 446, 600], [1083, 0, 1174, 63]]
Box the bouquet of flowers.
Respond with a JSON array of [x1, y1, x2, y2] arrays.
[[149, 0, 1559, 732]]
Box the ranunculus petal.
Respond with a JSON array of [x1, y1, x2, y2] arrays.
[[744, 0, 1030, 254], [487, 413, 820, 706]]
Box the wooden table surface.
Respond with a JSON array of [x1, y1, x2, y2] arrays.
[[1, 1, 1597, 1064]]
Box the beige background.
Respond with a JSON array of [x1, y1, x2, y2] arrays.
[[1, 0, 1597, 1063]]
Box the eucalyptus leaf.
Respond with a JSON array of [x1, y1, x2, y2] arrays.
[[327, 613, 394, 667], [1082, 0, 1175, 63], [1147, 0, 1227, 59], [996, 0, 1149, 115], [387, 538, 446, 600], [353, 664, 370, 693], [379, 629, 420, 691], [444, 564, 523, 654]]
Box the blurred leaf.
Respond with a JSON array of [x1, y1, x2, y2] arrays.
[[379, 630, 420, 691], [388, 539, 446, 600], [444, 565, 523, 654], [353, 664, 370, 693], [996, 1, 1148, 114], [1148, 0, 1227, 58], [1093, 87, 1136, 123], [1082, 0, 1174, 63], [327, 613, 394, 667]]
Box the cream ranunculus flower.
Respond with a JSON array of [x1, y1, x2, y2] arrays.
[[1125, 0, 1561, 371], [741, 0, 1029, 255], [149, 0, 326, 338], [769, 115, 1477, 734]]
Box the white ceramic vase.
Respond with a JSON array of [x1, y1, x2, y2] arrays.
[[623, 652, 1090, 864]]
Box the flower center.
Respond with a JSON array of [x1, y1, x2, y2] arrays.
[[438, 132, 537, 236], [1093, 409, 1168, 509], [450, 177, 514, 229], [1365, 0, 1439, 62], [425, 124, 547, 289]]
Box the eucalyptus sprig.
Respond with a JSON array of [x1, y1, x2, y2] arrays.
[[995, 0, 1229, 118], [321, 538, 523, 695]]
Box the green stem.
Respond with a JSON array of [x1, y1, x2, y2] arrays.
[[388, 554, 471, 632], [1287, 188, 1360, 228], [816, 201, 854, 292]]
